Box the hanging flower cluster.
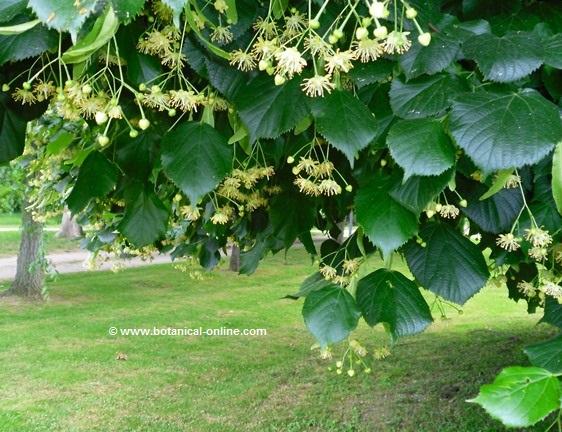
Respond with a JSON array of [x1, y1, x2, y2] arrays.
[[229, 0, 432, 96]]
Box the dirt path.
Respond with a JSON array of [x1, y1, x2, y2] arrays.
[[0, 251, 173, 281]]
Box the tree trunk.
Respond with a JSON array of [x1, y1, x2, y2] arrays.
[[229, 244, 241, 272], [57, 208, 82, 238], [7, 198, 45, 299]]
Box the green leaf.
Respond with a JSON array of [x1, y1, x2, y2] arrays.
[[388, 119, 456, 179], [525, 334, 562, 374], [28, 0, 97, 35], [119, 184, 169, 247], [111, 0, 146, 21], [398, 15, 489, 79], [553, 142, 562, 216], [544, 34, 562, 69], [355, 174, 418, 258], [309, 89, 377, 166], [0, 20, 57, 65], [0, 96, 27, 163], [0, 0, 28, 24], [390, 170, 453, 215], [479, 169, 513, 200], [269, 192, 315, 249], [450, 90, 562, 171], [66, 151, 119, 214], [542, 298, 562, 329], [462, 32, 543, 82], [398, 26, 460, 79], [356, 269, 432, 339], [126, 52, 163, 86], [389, 74, 465, 119], [405, 223, 489, 304], [464, 187, 523, 234], [62, 7, 120, 64], [161, 122, 232, 204], [234, 76, 308, 142], [0, 19, 40, 36], [469, 367, 561, 428], [224, 0, 238, 24], [348, 59, 394, 88], [47, 130, 75, 155], [286, 272, 330, 299], [302, 285, 361, 348]]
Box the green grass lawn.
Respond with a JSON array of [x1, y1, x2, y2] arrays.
[[0, 213, 81, 257], [0, 213, 60, 228], [0, 231, 81, 257], [0, 250, 556, 431]]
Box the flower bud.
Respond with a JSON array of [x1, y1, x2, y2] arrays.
[[373, 25, 388, 39], [138, 118, 150, 130], [274, 74, 286, 86], [406, 7, 417, 19], [97, 135, 110, 146], [95, 111, 108, 125], [309, 19, 320, 29], [418, 32, 432, 46], [355, 27, 369, 40]]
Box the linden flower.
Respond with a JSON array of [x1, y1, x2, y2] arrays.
[[518, 281, 536, 297], [319, 347, 332, 360], [211, 211, 229, 225], [324, 49, 355, 75], [383, 31, 412, 54], [301, 75, 334, 97], [253, 16, 277, 37], [252, 37, 280, 59], [369, 1, 389, 18], [284, 11, 307, 33], [439, 204, 459, 219], [275, 47, 307, 77], [528, 246, 548, 262], [169, 90, 201, 112], [373, 346, 391, 360], [294, 177, 320, 196], [314, 161, 335, 178], [496, 233, 521, 252], [138, 30, 173, 57], [12, 88, 36, 104], [305, 35, 330, 56], [343, 258, 361, 275], [350, 340, 367, 357], [179, 205, 200, 221], [34, 80, 56, 101], [318, 179, 342, 196], [524, 227, 552, 247], [214, 0, 228, 13], [320, 265, 338, 280], [352, 38, 384, 62], [542, 282, 562, 300], [229, 50, 256, 71], [210, 26, 233, 44], [505, 174, 521, 188], [295, 157, 319, 175]]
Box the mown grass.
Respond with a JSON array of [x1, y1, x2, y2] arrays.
[[0, 250, 557, 431], [0, 231, 81, 257], [0, 213, 60, 227], [0, 213, 81, 257]]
